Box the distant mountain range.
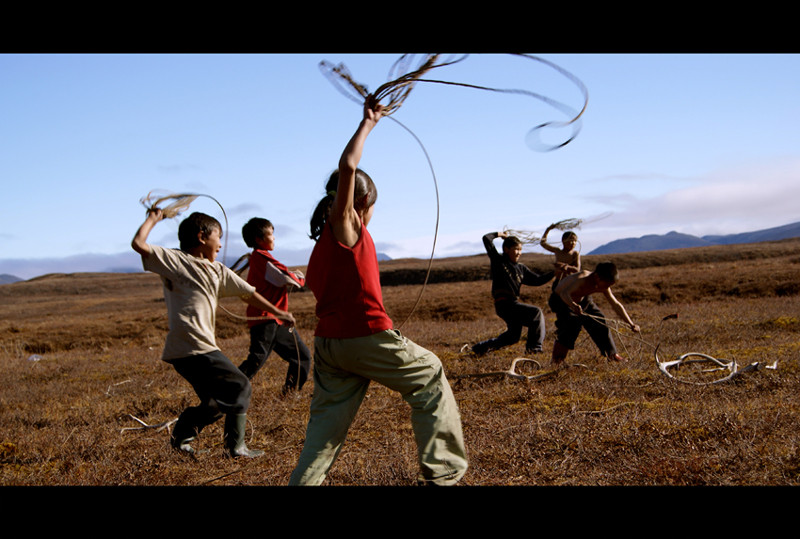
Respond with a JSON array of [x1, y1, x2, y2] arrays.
[[0, 274, 21, 285], [0, 250, 394, 285], [589, 221, 800, 255], [3, 223, 798, 284]]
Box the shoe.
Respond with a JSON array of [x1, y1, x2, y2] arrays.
[[470, 344, 488, 357], [224, 414, 265, 459], [171, 419, 198, 455], [171, 436, 197, 455]]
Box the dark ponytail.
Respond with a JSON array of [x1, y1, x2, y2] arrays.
[[309, 168, 377, 242]]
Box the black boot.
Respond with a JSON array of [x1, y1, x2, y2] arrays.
[[171, 419, 199, 455], [224, 414, 264, 458], [170, 407, 223, 455]]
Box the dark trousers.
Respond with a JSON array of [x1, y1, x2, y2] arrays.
[[548, 293, 617, 356], [238, 321, 312, 391], [473, 300, 545, 354], [169, 350, 252, 438]]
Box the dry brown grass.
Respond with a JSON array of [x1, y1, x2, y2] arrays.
[[1, 238, 799, 485]]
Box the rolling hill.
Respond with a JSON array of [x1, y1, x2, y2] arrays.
[[589, 220, 800, 255]]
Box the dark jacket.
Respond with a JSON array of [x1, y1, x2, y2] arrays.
[[482, 232, 553, 302]]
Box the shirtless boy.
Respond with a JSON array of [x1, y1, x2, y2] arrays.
[[540, 225, 580, 289], [548, 261, 640, 364]]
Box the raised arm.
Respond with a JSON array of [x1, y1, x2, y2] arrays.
[[131, 208, 164, 257], [330, 96, 384, 248], [482, 231, 503, 256], [539, 224, 558, 253]]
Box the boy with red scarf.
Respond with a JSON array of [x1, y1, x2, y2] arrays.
[[238, 218, 311, 395]]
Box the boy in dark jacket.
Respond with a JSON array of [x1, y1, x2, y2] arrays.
[[471, 231, 553, 356]]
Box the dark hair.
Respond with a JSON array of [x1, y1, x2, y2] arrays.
[[242, 217, 273, 249], [594, 261, 619, 284], [178, 212, 221, 251], [562, 231, 578, 242], [309, 168, 377, 241], [502, 235, 523, 250]]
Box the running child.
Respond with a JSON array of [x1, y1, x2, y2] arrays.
[[288, 96, 468, 486], [540, 224, 580, 289], [548, 261, 640, 365], [471, 231, 553, 356], [132, 209, 295, 458], [237, 217, 312, 396]]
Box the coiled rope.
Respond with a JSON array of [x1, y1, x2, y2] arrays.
[[320, 53, 589, 328]]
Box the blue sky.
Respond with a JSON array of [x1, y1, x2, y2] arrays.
[[2, 53, 799, 279]]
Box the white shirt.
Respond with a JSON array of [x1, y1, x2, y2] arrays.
[[143, 244, 256, 361]]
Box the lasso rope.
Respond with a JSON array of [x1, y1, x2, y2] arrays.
[[384, 114, 439, 330], [549, 217, 584, 232], [501, 227, 541, 245], [320, 53, 589, 151], [577, 311, 777, 384], [141, 190, 230, 265], [503, 212, 613, 250], [502, 217, 584, 248], [320, 53, 588, 328], [141, 190, 273, 323]]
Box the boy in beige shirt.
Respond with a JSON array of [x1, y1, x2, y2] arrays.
[[133, 209, 295, 458]]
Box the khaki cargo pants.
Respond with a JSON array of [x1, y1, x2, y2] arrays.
[[289, 329, 468, 486]]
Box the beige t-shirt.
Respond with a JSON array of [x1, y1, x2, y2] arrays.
[[143, 244, 256, 361]]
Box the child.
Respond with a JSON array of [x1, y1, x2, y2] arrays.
[[288, 97, 468, 486], [540, 225, 580, 289], [471, 231, 554, 356], [132, 209, 295, 458], [548, 261, 640, 364], [237, 217, 312, 396]]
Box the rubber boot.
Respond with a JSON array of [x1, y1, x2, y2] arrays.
[[171, 419, 199, 455], [552, 341, 570, 366], [224, 414, 264, 458]]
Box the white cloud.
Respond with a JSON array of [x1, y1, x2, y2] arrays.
[[584, 156, 800, 239]]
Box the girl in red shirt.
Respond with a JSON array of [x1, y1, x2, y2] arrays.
[[288, 97, 468, 486]]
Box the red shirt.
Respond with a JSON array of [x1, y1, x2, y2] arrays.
[[245, 249, 304, 328], [306, 222, 393, 338]]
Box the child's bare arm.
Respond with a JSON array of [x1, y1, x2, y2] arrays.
[[242, 292, 296, 327], [131, 208, 164, 257], [572, 252, 581, 273], [602, 288, 639, 332], [539, 226, 559, 254], [331, 96, 384, 248], [540, 240, 559, 254]]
